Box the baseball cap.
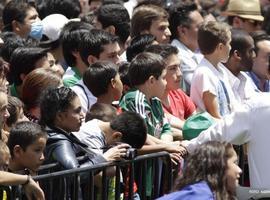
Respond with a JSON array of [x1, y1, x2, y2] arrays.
[[41, 14, 69, 44]]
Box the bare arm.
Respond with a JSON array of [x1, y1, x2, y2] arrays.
[[0, 172, 45, 200], [137, 143, 185, 155], [203, 91, 221, 119], [0, 172, 30, 185], [165, 113, 185, 129], [147, 134, 166, 144], [160, 134, 174, 142]]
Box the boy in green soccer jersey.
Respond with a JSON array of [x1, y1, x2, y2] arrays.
[[120, 52, 172, 141], [119, 52, 185, 196]]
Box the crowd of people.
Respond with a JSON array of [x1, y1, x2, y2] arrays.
[[0, 0, 270, 199]]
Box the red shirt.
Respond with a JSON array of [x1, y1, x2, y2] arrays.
[[162, 89, 196, 120]]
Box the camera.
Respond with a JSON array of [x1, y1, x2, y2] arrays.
[[124, 148, 137, 160]]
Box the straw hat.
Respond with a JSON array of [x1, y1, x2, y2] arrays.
[[223, 0, 264, 21]]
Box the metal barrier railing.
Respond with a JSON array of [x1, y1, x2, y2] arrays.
[[1, 151, 173, 200]]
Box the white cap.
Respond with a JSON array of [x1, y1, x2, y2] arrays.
[[41, 14, 69, 42]]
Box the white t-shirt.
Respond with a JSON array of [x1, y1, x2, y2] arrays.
[[171, 39, 203, 93], [190, 58, 236, 116], [71, 79, 97, 114], [76, 119, 105, 154]]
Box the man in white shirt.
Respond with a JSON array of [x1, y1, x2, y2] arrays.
[[224, 28, 259, 102], [182, 93, 270, 191], [169, 1, 204, 94]]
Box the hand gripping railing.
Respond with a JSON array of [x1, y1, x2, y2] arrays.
[[0, 151, 173, 200]]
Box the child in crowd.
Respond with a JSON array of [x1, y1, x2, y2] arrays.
[[190, 21, 236, 118], [7, 121, 47, 176], [120, 52, 173, 142], [83, 61, 123, 105], [145, 44, 196, 140], [158, 141, 242, 200], [77, 106, 146, 200], [4, 96, 28, 132], [77, 110, 147, 157], [0, 137, 45, 200], [86, 103, 117, 122], [119, 52, 185, 197], [118, 62, 131, 96]]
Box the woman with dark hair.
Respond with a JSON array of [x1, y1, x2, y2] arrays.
[[39, 87, 108, 170], [22, 67, 62, 123], [158, 141, 242, 200]]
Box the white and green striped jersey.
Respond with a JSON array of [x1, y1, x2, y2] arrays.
[[120, 89, 171, 138]]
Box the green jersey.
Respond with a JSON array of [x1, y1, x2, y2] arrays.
[[63, 67, 82, 87], [120, 89, 171, 138], [120, 89, 171, 196]]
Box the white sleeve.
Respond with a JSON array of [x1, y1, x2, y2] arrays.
[[195, 69, 218, 97], [71, 85, 88, 114], [183, 107, 251, 153]]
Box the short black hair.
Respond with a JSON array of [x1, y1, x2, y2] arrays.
[[168, 1, 198, 40], [96, 3, 130, 45], [2, 0, 33, 32], [118, 62, 130, 87], [229, 28, 253, 57], [60, 21, 93, 67], [85, 103, 117, 122], [110, 111, 147, 148], [0, 31, 26, 63], [39, 87, 77, 128], [83, 61, 118, 97], [6, 96, 24, 127], [128, 52, 165, 86], [9, 47, 48, 86], [7, 121, 47, 157], [37, 0, 81, 19], [145, 44, 178, 59], [78, 29, 119, 66], [250, 30, 270, 55], [80, 11, 96, 26], [126, 34, 156, 62]]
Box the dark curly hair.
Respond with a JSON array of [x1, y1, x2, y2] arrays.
[[174, 141, 235, 200], [39, 87, 77, 128]]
